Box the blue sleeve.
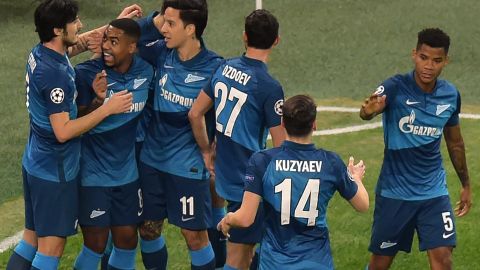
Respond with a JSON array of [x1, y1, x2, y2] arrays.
[[137, 12, 167, 66], [263, 83, 284, 128], [332, 154, 359, 201], [203, 60, 225, 100], [74, 66, 94, 107], [244, 153, 267, 196], [446, 92, 461, 126], [374, 76, 399, 112], [40, 69, 72, 115]]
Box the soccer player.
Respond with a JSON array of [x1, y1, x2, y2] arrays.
[[6, 1, 133, 270], [72, 18, 154, 270], [217, 95, 369, 270], [133, 1, 223, 269], [189, 9, 286, 269], [360, 28, 472, 270]]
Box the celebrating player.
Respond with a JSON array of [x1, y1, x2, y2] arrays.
[[189, 9, 286, 269], [217, 95, 369, 270], [6, 1, 132, 269], [73, 18, 154, 270], [360, 28, 472, 270]]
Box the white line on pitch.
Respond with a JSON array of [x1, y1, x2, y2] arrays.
[[0, 231, 22, 253]]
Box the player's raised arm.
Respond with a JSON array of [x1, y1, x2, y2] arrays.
[[359, 92, 387, 120], [347, 157, 369, 212], [189, 90, 215, 175], [443, 124, 472, 217], [68, 4, 143, 57]]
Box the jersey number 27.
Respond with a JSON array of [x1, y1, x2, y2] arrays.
[[214, 81, 248, 137]]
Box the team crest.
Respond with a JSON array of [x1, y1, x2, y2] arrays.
[[274, 99, 284, 116], [50, 88, 64, 104]]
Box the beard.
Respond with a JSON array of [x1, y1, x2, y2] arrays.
[[62, 30, 78, 47]]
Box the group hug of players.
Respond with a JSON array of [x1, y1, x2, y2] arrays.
[[6, 0, 472, 270]]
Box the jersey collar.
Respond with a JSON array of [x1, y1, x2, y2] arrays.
[[241, 54, 268, 71], [282, 140, 316, 151], [38, 43, 69, 65]]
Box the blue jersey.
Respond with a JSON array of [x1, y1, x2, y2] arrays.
[[22, 44, 80, 182], [75, 57, 154, 187], [204, 56, 284, 201], [136, 12, 223, 180], [245, 141, 358, 269], [376, 71, 460, 200]]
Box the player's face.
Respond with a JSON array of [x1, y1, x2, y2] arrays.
[[62, 17, 83, 46], [161, 7, 193, 49], [102, 26, 134, 70], [412, 44, 448, 91]]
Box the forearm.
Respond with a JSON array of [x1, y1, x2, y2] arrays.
[[56, 105, 111, 142], [359, 106, 376, 120], [447, 140, 470, 187], [68, 26, 107, 57], [352, 181, 369, 212]]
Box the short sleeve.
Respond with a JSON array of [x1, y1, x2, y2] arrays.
[[74, 66, 94, 107], [263, 83, 284, 128], [332, 154, 359, 201], [446, 92, 461, 126], [137, 12, 167, 66], [244, 153, 266, 196], [40, 69, 72, 115]]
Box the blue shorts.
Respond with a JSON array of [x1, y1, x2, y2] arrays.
[[227, 200, 264, 244], [23, 167, 79, 237], [139, 161, 212, 230], [79, 180, 143, 227], [369, 195, 456, 256]]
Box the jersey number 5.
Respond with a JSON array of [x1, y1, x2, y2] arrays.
[[275, 178, 320, 226], [214, 81, 247, 137]]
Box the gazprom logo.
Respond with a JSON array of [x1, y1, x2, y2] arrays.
[[398, 110, 441, 137]]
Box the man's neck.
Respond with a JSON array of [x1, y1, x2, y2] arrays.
[[43, 39, 67, 56], [286, 134, 312, 145], [245, 47, 271, 63], [177, 38, 202, 61], [113, 57, 134, 74]]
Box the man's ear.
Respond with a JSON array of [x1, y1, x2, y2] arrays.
[[53, 27, 64, 37], [186, 24, 196, 39]]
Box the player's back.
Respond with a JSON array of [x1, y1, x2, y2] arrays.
[[75, 57, 154, 187], [22, 44, 80, 182], [206, 56, 284, 201], [247, 141, 358, 270]]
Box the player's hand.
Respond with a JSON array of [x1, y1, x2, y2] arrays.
[[348, 156, 366, 182], [117, 4, 143, 19], [202, 150, 215, 178], [86, 30, 103, 54], [217, 215, 231, 238], [92, 70, 108, 100], [361, 93, 387, 117], [104, 90, 133, 115], [455, 185, 472, 217]]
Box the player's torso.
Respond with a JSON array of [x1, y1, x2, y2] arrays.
[[259, 146, 336, 269], [141, 48, 221, 180], [80, 58, 153, 187], [212, 57, 278, 200], [23, 44, 80, 182], [378, 72, 459, 200]]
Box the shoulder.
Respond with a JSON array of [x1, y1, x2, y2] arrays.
[[75, 58, 103, 73], [250, 147, 282, 166], [132, 56, 155, 75]]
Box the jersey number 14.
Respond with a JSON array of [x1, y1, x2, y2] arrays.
[[275, 178, 320, 226]]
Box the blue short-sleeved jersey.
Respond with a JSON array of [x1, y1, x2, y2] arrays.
[[203, 56, 284, 201], [136, 12, 223, 180], [22, 44, 80, 182], [375, 71, 461, 200], [244, 141, 358, 269], [75, 57, 154, 187]]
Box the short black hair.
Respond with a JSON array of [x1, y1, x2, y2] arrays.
[[109, 18, 141, 42], [417, 28, 450, 54], [34, 0, 79, 43], [161, 0, 208, 39], [282, 95, 317, 137], [245, 9, 279, 49]]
